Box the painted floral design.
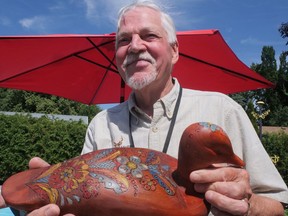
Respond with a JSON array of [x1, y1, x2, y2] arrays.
[[199, 122, 220, 132], [48, 159, 89, 193], [80, 179, 100, 199], [140, 175, 157, 191], [28, 149, 177, 207], [117, 155, 148, 178]]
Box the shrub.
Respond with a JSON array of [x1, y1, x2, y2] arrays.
[[0, 114, 86, 184], [262, 132, 288, 185], [1, 113, 287, 190]]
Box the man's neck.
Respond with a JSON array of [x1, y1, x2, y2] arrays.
[[133, 77, 174, 117]]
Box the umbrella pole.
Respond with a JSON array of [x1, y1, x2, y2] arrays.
[[120, 79, 126, 103]]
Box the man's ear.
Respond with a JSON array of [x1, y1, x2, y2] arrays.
[[171, 41, 179, 64]]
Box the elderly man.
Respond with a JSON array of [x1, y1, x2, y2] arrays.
[[1, 1, 287, 215]]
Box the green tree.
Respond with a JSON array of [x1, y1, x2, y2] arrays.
[[0, 89, 101, 121], [279, 22, 288, 45], [259, 47, 278, 82], [232, 47, 288, 127], [249, 47, 278, 108], [251, 46, 288, 126], [278, 52, 288, 102], [0, 89, 102, 183]]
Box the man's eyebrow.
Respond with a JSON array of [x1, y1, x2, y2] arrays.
[[117, 32, 130, 38], [118, 28, 162, 37]]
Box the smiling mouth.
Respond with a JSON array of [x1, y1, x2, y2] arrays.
[[125, 59, 151, 68]]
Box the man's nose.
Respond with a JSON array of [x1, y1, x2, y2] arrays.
[[128, 34, 146, 53]]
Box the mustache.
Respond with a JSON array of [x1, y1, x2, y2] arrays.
[[123, 52, 156, 68]]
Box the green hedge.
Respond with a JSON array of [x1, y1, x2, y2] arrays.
[[262, 131, 288, 185], [0, 114, 86, 184], [1, 113, 287, 188]]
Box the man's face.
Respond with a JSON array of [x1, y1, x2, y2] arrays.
[[116, 7, 178, 90]]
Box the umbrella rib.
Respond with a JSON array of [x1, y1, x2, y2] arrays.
[[0, 43, 109, 82], [88, 54, 117, 105], [74, 37, 119, 73], [179, 52, 273, 86], [0, 55, 79, 82], [75, 55, 118, 73], [0, 36, 119, 83], [83, 37, 124, 104], [86, 37, 118, 70]]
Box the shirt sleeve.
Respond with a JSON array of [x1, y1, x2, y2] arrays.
[[81, 116, 98, 154], [224, 98, 288, 203]]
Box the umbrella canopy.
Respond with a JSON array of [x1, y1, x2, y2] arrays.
[[0, 29, 274, 105]]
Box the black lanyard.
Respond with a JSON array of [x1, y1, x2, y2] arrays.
[[129, 87, 182, 153]]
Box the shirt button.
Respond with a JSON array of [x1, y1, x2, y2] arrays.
[[152, 127, 158, 133], [167, 110, 173, 118]]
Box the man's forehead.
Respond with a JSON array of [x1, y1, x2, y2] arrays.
[[118, 7, 162, 31]]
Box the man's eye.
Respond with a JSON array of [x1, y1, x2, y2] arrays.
[[144, 34, 158, 40], [118, 38, 130, 46]]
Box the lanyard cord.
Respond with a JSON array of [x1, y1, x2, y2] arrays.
[[129, 86, 183, 153]]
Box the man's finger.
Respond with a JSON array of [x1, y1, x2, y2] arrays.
[[0, 191, 6, 208], [190, 167, 248, 183], [29, 157, 50, 169], [27, 204, 60, 216], [194, 181, 248, 200], [205, 190, 250, 215]]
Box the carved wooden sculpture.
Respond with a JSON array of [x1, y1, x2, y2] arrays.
[[2, 122, 244, 216]]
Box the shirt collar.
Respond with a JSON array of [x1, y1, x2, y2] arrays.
[[161, 78, 180, 119], [128, 78, 181, 120]]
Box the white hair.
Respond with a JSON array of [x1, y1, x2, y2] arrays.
[[116, 0, 177, 46]]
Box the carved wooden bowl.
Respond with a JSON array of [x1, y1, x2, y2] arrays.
[[2, 122, 244, 216]]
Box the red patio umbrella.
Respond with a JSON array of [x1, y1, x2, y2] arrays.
[[0, 29, 274, 105]]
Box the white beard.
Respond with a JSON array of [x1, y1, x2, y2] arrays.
[[123, 52, 157, 90], [126, 69, 157, 90]]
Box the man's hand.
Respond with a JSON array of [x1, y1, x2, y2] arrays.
[[26, 157, 75, 216], [0, 157, 51, 209], [29, 158, 59, 216], [190, 166, 252, 215], [27, 203, 74, 216], [190, 165, 285, 215], [28, 157, 50, 169], [28, 204, 60, 216], [0, 190, 6, 209]]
